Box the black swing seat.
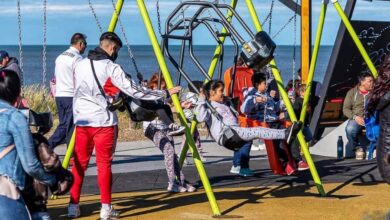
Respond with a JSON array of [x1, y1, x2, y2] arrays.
[[123, 96, 159, 122], [220, 126, 248, 151]]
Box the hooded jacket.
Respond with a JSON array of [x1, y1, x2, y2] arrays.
[[343, 85, 370, 119], [73, 47, 167, 127], [3, 57, 22, 78]]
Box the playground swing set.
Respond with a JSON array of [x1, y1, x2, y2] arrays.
[[15, 0, 380, 217]]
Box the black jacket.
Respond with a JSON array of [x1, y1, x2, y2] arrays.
[[377, 92, 390, 152]]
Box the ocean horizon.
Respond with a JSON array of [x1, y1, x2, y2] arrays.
[[0, 45, 333, 86]]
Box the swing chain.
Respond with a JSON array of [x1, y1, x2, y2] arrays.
[[42, 0, 47, 85], [17, 0, 24, 85], [272, 15, 295, 39], [156, 0, 162, 35], [110, 0, 142, 81], [262, 0, 275, 33], [292, 0, 299, 92], [88, 0, 103, 34], [205, 0, 222, 34]]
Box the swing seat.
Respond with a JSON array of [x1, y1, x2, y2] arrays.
[[220, 126, 248, 151], [124, 97, 158, 122], [238, 116, 296, 176]]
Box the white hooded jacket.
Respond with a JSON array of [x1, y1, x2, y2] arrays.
[[73, 47, 167, 127]]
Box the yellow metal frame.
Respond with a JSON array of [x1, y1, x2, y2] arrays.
[[59, 0, 379, 214]]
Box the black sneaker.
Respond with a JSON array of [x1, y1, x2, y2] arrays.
[[167, 123, 186, 136], [285, 122, 302, 144]]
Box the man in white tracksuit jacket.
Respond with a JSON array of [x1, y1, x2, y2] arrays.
[[48, 33, 87, 149], [67, 32, 181, 219]]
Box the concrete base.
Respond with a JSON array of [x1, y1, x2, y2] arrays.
[[310, 120, 355, 158]]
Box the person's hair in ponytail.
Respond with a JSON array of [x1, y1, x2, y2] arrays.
[[0, 69, 21, 104], [202, 80, 224, 100]]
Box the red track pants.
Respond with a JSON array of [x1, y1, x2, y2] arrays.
[[70, 126, 117, 204]]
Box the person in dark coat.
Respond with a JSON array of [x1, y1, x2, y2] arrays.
[[367, 54, 390, 183]]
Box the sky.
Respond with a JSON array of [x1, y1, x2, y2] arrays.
[[0, 0, 389, 45]]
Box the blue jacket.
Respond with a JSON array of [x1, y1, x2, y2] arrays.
[[0, 100, 56, 189], [240, 87, 280, 122]]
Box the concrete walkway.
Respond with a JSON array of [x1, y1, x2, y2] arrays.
[[49, 138, 390, 219], [54, 136, 268, 176]]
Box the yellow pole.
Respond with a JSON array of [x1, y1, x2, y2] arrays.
[[108, 0, 125, 32], [179, 0, 238, 167], [62, 129, 76, 169], [332, 0, 377, 78], [245, 0, 326, 196], [136, 0, 221, 216], [300, 2, 327, 125]]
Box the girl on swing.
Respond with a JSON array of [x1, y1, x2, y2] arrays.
[[196, 80, 302, 150], [143, 73, 196, 193]]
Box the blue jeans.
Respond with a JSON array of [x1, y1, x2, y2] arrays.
[[345, 119, 364, 151], [233, 141, 252, 169], [49, 97, 74, 149], [0, 195, 30, 220]]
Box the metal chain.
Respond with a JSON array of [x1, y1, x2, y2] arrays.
[[272, 15, 294, 39], [292, 0, 299, 92], [206, 0, 221, 34], [17, 0, 24, 85], [110, 0, 142, 81], [156, 0, 162, 35], [266, 0, 275, 34], [88, 0, 103, 33], [42, 0, 47, 85]]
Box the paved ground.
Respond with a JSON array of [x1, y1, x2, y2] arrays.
[[48, 138, 390, 220]]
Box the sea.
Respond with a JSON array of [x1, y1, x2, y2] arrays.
[[0, 45, 332, 86]]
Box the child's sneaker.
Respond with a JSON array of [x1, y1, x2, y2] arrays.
[[100, 206, 119, 220], [167, 182, 187, 193], [239, 168, 254, 177], [184, 183, 197, 192], [355, 147, 366, 160], [167, 123, 186, 136], [230, 165, 241, 174], [67, 203, 80, 218], [285, 122, 302, 144], [199, 154, 207, 162], [297, 161, 309, 171]]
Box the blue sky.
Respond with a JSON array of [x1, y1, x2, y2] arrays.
[[0, 0, 389, 45]]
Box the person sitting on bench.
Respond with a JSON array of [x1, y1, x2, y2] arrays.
[[196, 80, 301, 150]]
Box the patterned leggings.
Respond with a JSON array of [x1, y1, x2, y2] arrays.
[[180, 127, 203, 155], [145, 126, 185, 184], [231, 126, 286, 141]]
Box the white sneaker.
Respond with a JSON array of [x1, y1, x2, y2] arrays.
[[230, 165, 241, 174], [167, 182, 187, 193], [251, 144, 261, 151], [67, 203, 80, 218], [100, 206, 120, 220], [184, 183, 197, 192], [258, 140, 266, 151], [167, 123, 186, 136]]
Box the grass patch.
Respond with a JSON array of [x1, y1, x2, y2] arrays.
[[22, 85, 208, 142]]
